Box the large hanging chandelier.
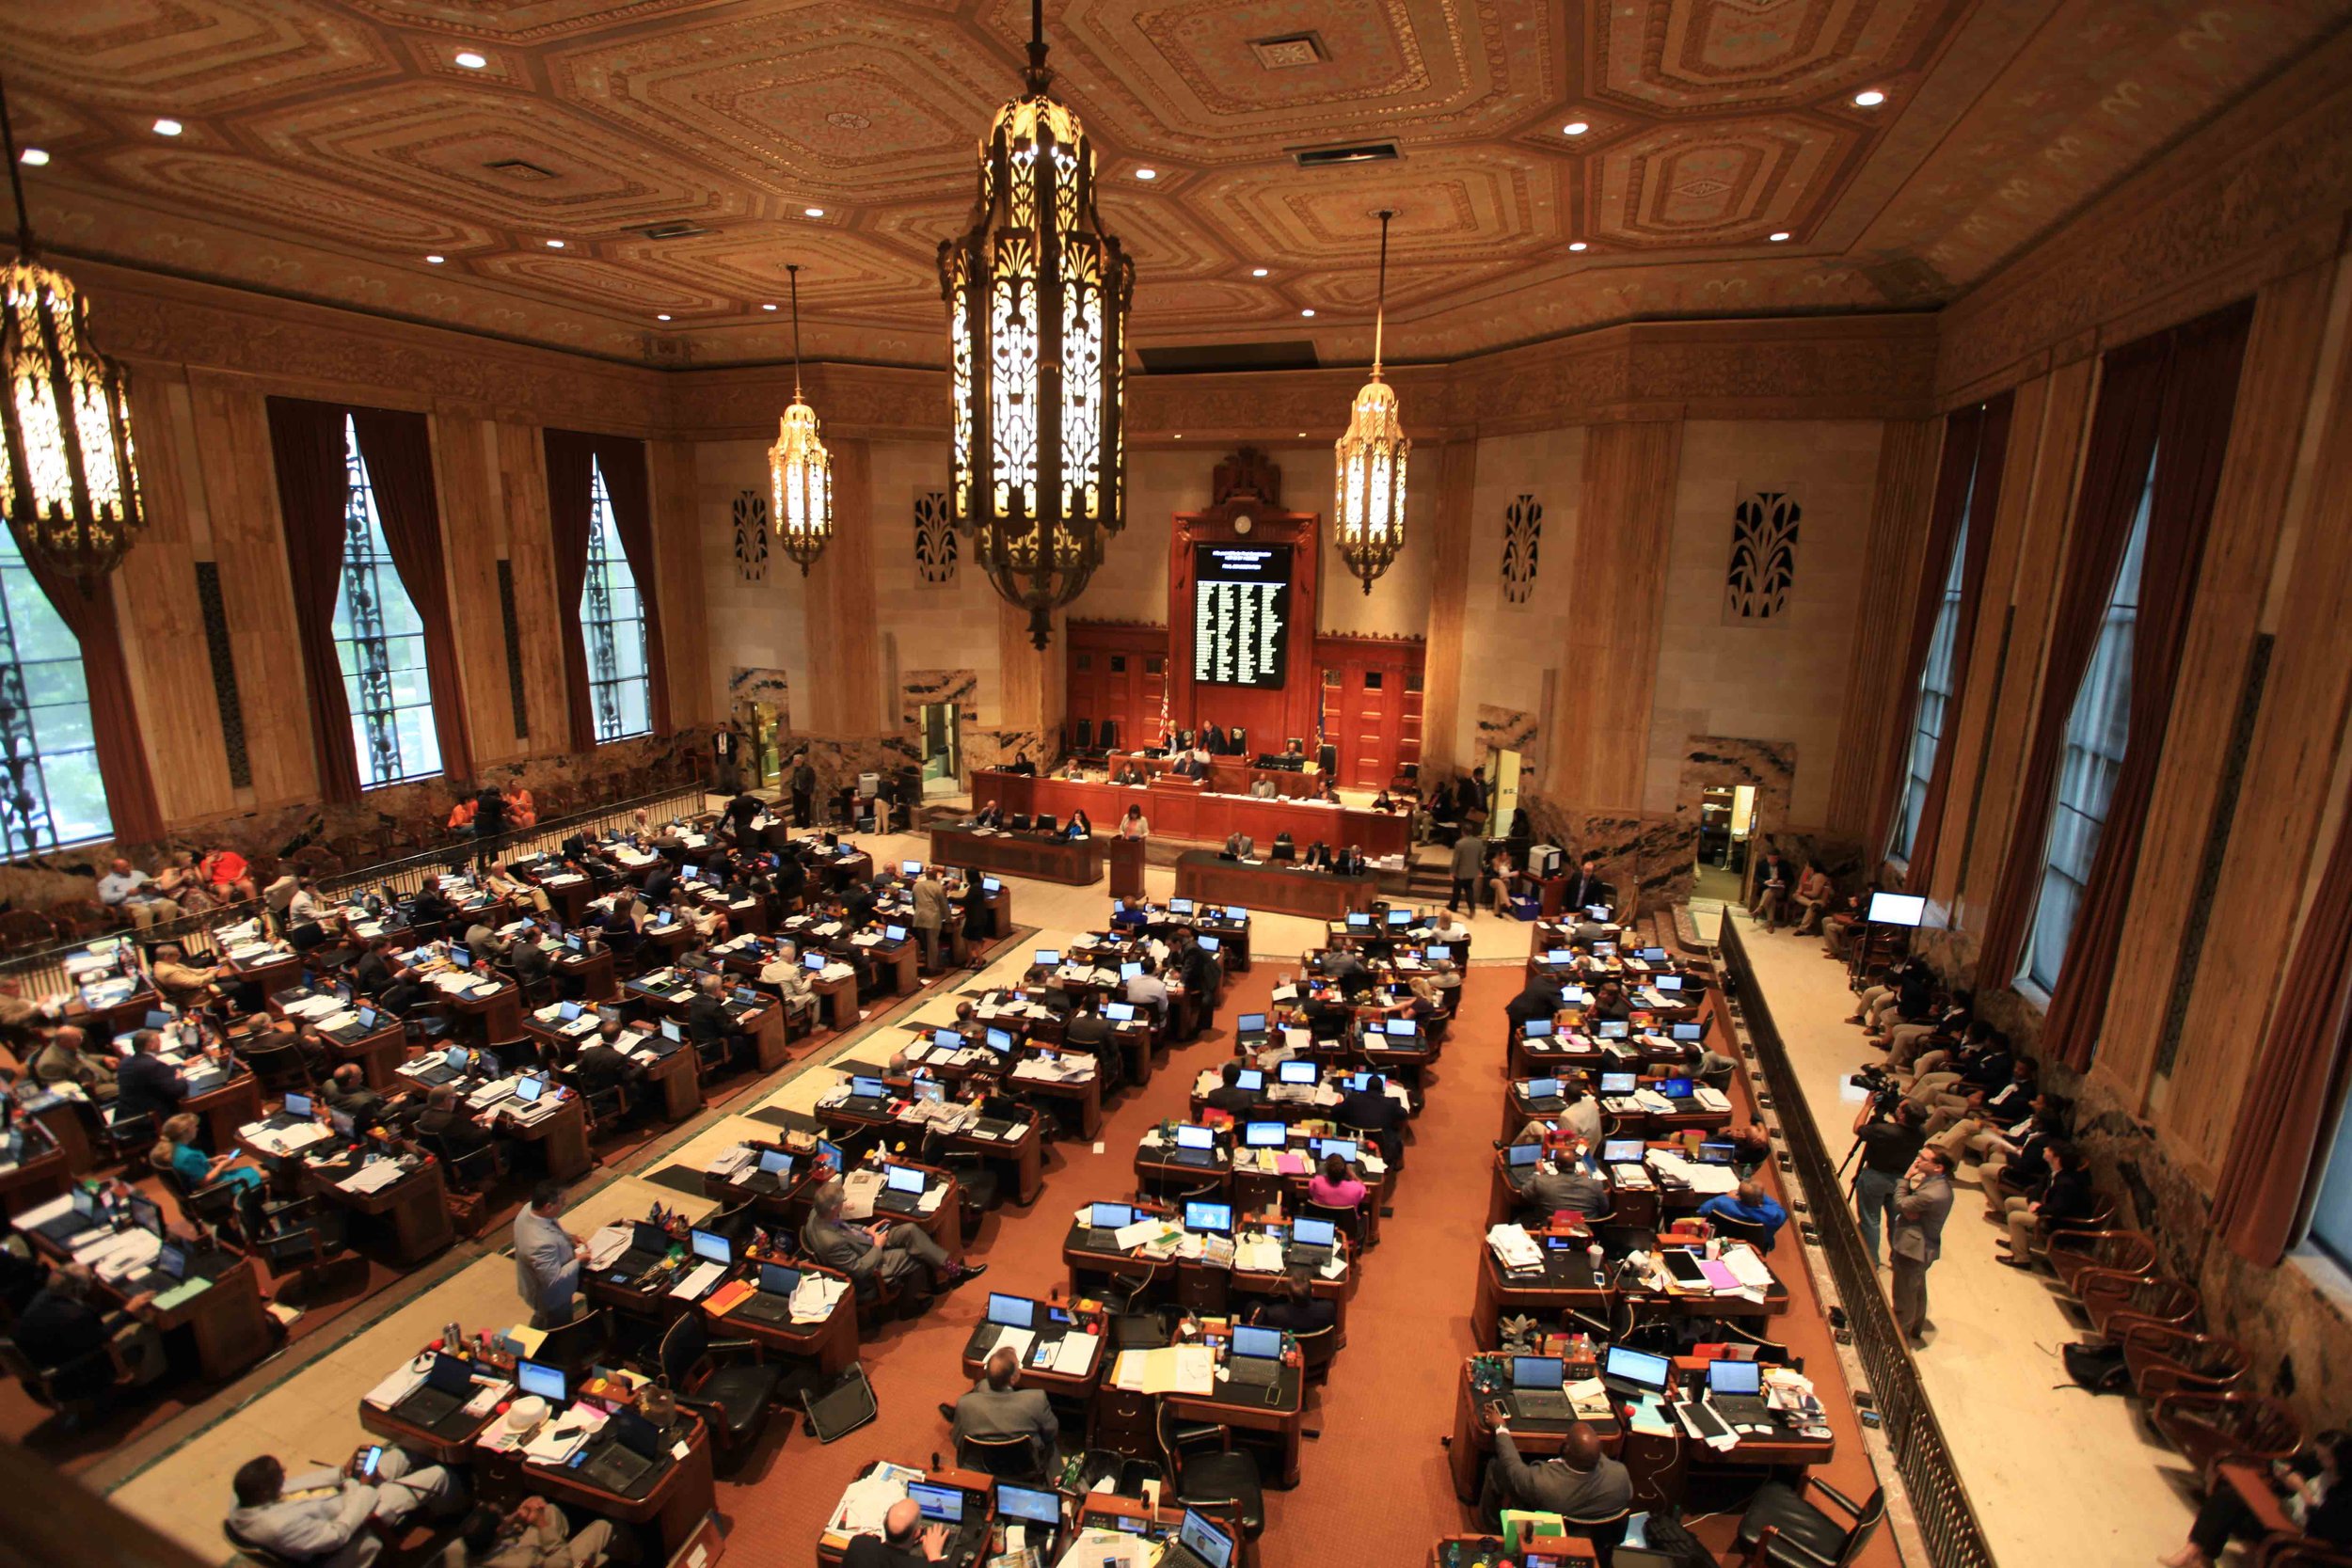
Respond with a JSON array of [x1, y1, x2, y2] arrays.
[[0, 75, 144, 586], [938, 0, 1133, 649], [768, 263, 833, 576], [1334, 208, 1406, 594]]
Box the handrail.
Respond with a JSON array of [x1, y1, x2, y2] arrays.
[[1717, 919, 1998, 1568], [2, 782, 714, 998]]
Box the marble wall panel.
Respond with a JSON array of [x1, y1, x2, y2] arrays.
[[1474, 705, 1539, 773], [1676, 736, 1798, 834], [726, 667, 792, 729], [902, 670, 981, 727]]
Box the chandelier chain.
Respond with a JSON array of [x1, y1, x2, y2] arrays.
[[1373, 208, 1391, 377], [0, 75, 33, 256], [787, 263, 804, 398]]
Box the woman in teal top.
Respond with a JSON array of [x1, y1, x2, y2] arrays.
[[151, 1112, 263, 1194]]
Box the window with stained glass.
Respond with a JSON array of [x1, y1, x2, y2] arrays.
[[581, 458, 651, 742], [0, 524, 109, 854], [332, 415, 441, 788]]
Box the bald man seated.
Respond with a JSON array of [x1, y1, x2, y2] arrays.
[[948, 1347, 1060, 1476], [842, 1498, 946, 1567], [1476, 1412, 1633, 1528]]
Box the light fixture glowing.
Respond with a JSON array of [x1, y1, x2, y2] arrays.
[[1251, 267, 1269, 277], [1562, 121, 1590, 135], [1769, 230, 1791, 242], [803, 207, 824, 218], [151, 118, 183, 136], [454, 51, 488, 70], [656, 313, 671, 322], [18, 149, 46, 167], [769, 262, 834, 577], [1568, 241, 1587, 252], [938, 0, 1133, 650], [1134, 167, 1156, 181], [0, 80, 146, 586], [763, 303, 778, 310], [424, 254, 444, 263], [1853, 89, 1885, 107], [1301, 308, 1315, 317], [1332, 208, 1406, 596], [545, 239, 564, 248]]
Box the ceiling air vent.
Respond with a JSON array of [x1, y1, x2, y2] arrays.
[[1290, 140, 1400, 169], [1249, 33, 1326, 70], [1138, 341, 1321, 375], [483, 158, 556, 181], [632, 220, 711, 241]]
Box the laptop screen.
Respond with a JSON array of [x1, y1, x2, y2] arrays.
[[987, 1292, 1037, 1329], [1034, 950, 1061, 967], [1232, 1069, 1264, 1093], [1506, 1143, 1543, 1167], [1673, 1021, 1704, 1042], [1603, 1139, 1645, 1164], [901, 861, 925, 877], [804, 952, 827, 971], [884, 1164, 926, 1195], [1120, 962, 1142, 979], [1605, 1345, 1673, 1391], [516, 1359, 566, 1403], [757, 1148, 793, 1176], [996, 1483, 1059, 1526], [985, 1028, 1014, 1053], [1237, 1013, 1267, 1033], [424, 1350, 472, 1392], [885, 926, 908, 942], [1183, 1200, 1232, 1234], [934, 1029, 962, 1050], [1089, 1203, 1134, 1229], [1231, 1324, 1281, 1360], [1513, 1355, 1564, 1389], [1168, 898, 1194, 914], [153, 1241, 187, 1279], [850, 1076, 887, 1099], [515, 1076, 545, 1102], [1599, 1020, 1631, 1039], [1600, 1072, 1638, 1093], [1174, 1124, 1215, 1150], [1345, 912, 1371, 928], [1522, 1018, 1554, 1037], [1243, 1120, 1286, 1147], [660, 1019, 684, 1042], [1176, 1511, 1234, 1568], [690, 1228, 733, 1264], [906, 1483, 963, 1524], [983, 878, 1001, 892], [1526, 1077, 1560, 1099], [1291, 1216, 1336, 1248], [759, 1263, 803, 1296], [1384, 1018, 1415, 1037], [1708, 1358, 1763, 1396], [1197, 935, 1221, 954], [1546, 949, 1575, 963], [1661, 1077, 1694, 1098], [1313, 1138, 1359, 1164], [127, 1194, 165, 1235], [1278, 1060, 1317, 1085], [282, 1092, 313, 1117], [1386, 909, 1411, 926], [1655, 974, 1683, 991]]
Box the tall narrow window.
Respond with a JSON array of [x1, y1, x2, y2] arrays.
[[1888, 499, 1972, 863], [2309, 1107, 2352, 1271], [2020, 449, 2156, 993], [580, 457, 651, 742], [332, 416, 441, 788], [0, 524, 110, 854]]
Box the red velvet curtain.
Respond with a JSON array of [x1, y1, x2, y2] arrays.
[[2211, 774, 2352, 1265], [349, 408, 474, 784], [266, 396, 365, 804], [11, 549, 164, 846], [1972, 336, 2173, 993], [543, 429, 670, 748], [2039, 303, 2252, 1069]]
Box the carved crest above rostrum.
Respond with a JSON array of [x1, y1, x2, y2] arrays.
[[1204, 447, 1283, 527]]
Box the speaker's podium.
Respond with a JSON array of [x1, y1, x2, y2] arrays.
[[1107, 835, 1148, 899]]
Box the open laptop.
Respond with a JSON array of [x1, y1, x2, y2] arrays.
[[1233, 1012, 1269, 1048], [1182, 1200, 1232, 1236], [391, 1350, 479, 1429], [576, 1406, 667, 1494], [1508, 1354, 1575, 1421], [1224, 1323, 1283, 1387], [1083, 1201, 1136, 1250], [1601, 1343, 1675, 1400], [872, 1163, 928, 1215], [838, 1074, 894, 1115], [743, 1148, 795, 1195], [1168, 1123, 1219, 1168], [1520, 1076, 1565, 1113], [604, 1221, 672, 1282], [1706, 1356, 1774, 1423], [730, 1261, 804, 1326], [1284, 1215, 1339, 1271], [1161, 1510, 1237, 1568]]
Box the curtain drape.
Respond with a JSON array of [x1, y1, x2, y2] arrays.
[[2039, 302, 2253, 1069], [542, 429, 669, 748], [2211, 777, 2352, 1265], [265, 396, 366, 804], [12, 548, 164, 846], [1972, 336, 2173, 994], [349, 408, 474, 785]]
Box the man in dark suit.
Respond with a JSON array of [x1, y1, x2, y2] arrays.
[[842, 1500, 946, 1568], [789, 753, 818, 826], [686, 974, 735, 1062], [1299, 841, 1334, 871], [14, 1262, 167, 1404], [1332, 844, 1368, 878], [1477, 1418, 1631, 1529], [569, 1033, 643, 1108], [1504, 975, 1565, 1035], [508, 936, 554, 993], [1059, 995, 1120, 1088], [1203, 1060, 1261, 1117], [113, 1031, 188, 1126], [1559, 856, 1610, 913], [1338, 1071, 1404, 1165]]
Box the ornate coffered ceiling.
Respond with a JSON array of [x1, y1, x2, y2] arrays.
[[4, 0, 2346, 369]]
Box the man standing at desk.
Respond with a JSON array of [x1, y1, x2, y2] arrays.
[[1448, 832, 1487, 912], [911, 867, 950, 974], [1559, 856, 1610, 914], [788, 752, 818, 828], [950, 1346, 1060, 1476], [1339, 1071, 1404, 1166], [1477, 1416, 1631, 1531], [514, 1181, 585, 1328]]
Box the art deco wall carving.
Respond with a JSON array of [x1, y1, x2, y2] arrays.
[[914, 490, 957, 586], [1724, 489, 1802, 620], [1501, 494, 1542, 606], [731, 489, 770, 582]]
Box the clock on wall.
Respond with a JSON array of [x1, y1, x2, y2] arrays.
[[1232, 515, 1254, 534]]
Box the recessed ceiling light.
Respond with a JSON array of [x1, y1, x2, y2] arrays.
[[1853, 89, 1885, 107], [424, 254, 445, 264], [19, 149, 49, 166], [545, 239, 565, 248], [1295, 432, 1305, 438], [1561, 120, 1590, 136], [803, 207, 825, 218], [1301, 308, 1315, 317], [1172, 433, 1183, 439], [762, 303, 778, 311], [454, 51, 488, 70], [656, 314, 671, 322], [1568, 241, 1587, 252], [152, 118, 183, 136], [1769, 230, 1791, 242], [1250, 267, 1269, 277], [1135, 167, 1157, 181]]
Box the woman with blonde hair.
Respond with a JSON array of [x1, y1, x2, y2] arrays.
[[155, 849, 218, 914], [152, 1111, 267, 1231]]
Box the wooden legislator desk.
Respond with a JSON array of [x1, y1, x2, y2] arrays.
[[929, 824, 1099, 887], [974, 768, 1410, 859], [1172, 849, 1376, 921]]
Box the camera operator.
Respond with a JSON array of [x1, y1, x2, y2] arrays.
[[1851, 1089, 1928, 1268]]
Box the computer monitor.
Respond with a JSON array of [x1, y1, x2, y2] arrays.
[[1598, 1020, 1631, 1039], [1654, 974, 1683, 992], [884, 1164, 926, 1195], [1232, 1068, 1264, 1092], [1386, 909, 1411, 927], [448, 944, 472, 969], [1700, 1141, 1739, 1164], [1600, 1071, 1638, 1093], [1661, 1077, 1694, 1098], [1708, 1358, 1763, 1396], [1384, 1017, 1416, 1037], [1175, 1513, 1234, 1568], [758, 1148, 793, 1176], [1313, 1137, 1359, 1164], [906, 1483, 964, 1524], [1345, 912, 1371, 929], [982, 878, 1002, 893], [912, 1079, 946, 1104], [901, 860, 925, 877], [1035, 949, 1061, 967], [1090, 1203, 1135, 1229], [690, 1228, 733, 1264], [516, 1359, 566, 1403], [1174, 1124, 1216, 1151], [996, 1483, 1060, 1527], [1605, 1345, 1674, 1393], [1120, 961, 1142, 980], [1507, 1141, 1544, 1168], [282, 1092, 313, 1118], [1545, 949, 1575, 963], [934, 1028, 962, 1050], [1672, 1021, 1704, 1042], [1521, 1018, 1556, 1041], [1291, 1216, 1336, 1248], [1513, 1355, 1564, 1390], [1237, 1012, 1268, 1034], [1198, 935, 1222, 953], [1603, 1139, 1645, 1164], [1345, 1072, 1372, 1092], [1168, 898, 1195, 914], [758, 1262, 803, 1296], [987, 1292, 1039, 1329], [127, 1194, 165, 1235], [1427, 943, 1452, 960], [1104, 1001, 1136, 1022], [1526, 1077, 1560, 1099], [1243, 1120, 1286, 1148], [1183, 1200, 1233, 1235], [985, 1028, 1014, 1053], [850, 1076, 887, 1099], [884, 925, 909, 942], [1867, 891, 1928, 927], [803, 952, 827, 971], [1231, 1324, 1281, 1360], [1278, 1059, 1317, 1085]]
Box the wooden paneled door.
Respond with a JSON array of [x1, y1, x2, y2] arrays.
[[1066, 623, 1171, 752], [1315, 636, 1425, 789]]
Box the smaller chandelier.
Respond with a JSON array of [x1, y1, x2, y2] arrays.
[[768, 263, 833, 576], [0, 76, 144, 586], [1334, 208, 1406, 594]]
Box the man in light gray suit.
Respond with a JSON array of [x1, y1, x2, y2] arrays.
[[950, 1345, 1059, 1476], [514, 1180, 584, 1328], [228, 1449, 462, 1568], [1891, 1145, 1956, 1349], [801, 1177, 983, 1297]]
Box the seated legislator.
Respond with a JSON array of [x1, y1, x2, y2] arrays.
[[950, 1345, 1060, 1475], [12, 1261, 168, 1405], [1476, 1416, 1632, 1531], [802, 1178, 984, 1297], [1306, 1153, 1367, 1212], [1251, 1275, 1336, 1335], [1221, 831, 1255, 860], [228, 1449, 463, 1568], [845, 1499, 948, 1568], [1697, 1180, 1789, 1251]]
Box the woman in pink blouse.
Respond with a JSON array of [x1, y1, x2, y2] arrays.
[[1306, 1153, 1367, 1212]]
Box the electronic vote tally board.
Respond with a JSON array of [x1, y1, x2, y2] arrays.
[[1192, 543, 1293, 689]]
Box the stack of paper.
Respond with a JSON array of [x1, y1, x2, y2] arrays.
[[1486, 1224, 1543, 1271], [789, 1275, 848, 1323], [1051, 1331, 1101, 1376], [340, 1161, 408, 1195], [1110, 1344, 1215, 1396]]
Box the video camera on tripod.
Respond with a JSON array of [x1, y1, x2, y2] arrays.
[[1847, 1063, 1902, 1119]]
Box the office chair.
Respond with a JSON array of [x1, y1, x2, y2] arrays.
[[1154, 1399, 1263, 1540], [419, 1131, 501, 1196], [236, 1036, 316, 1096], [1566, 1508, 1630, 1567], [954, 1433, 1044, 1481], [533, 1307, 612, 1382], [100, 1109, 157, 1166], [156, 1160, 256, 1243], [576, 1079, 631, 1136], [1073, 720, 1093, 751], [1292, 1322, 1341, 1382], [1098, 720, 1118, 752], [1297, 1199, 1363, 1247], [1708, 1213, 1773, 1252], [654, 1310, 785, 1465], [0, 1334, 133, 1426], [253, 1196, 363, 1306], [1737, 1478, 1884, 1567], [223, 1518, 311, 1568]]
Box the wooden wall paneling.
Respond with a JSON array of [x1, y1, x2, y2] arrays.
[[430, 412, 519, 769], [1548, 420, 1683, 809], [1925, 374, 2051, 909], [2160, 257, 2352, 1174], [648, 437, 713, 730], [2093, 264, 2338, 1106], [493, 420, 568, 757], [1419, 440, 1477, 777], [116, 374, 236, 823], [803, 437, 880, 734], [1821, 419, 1938, 842], [1951, 356, 2097, 927], [183, 371, 317, 806]]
